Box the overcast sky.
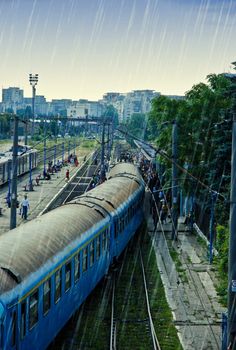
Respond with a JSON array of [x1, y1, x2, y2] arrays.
[[0, 0, 235, 101]]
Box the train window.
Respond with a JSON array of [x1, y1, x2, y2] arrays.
[[11, 311, 16, 346], [96, 235, 101, 259], [102, 231, 107, 251], [90, 241, 95, 267], [65, 262, 72, 291], [83, 247, 88, 272], [20, 301, 26, 339], [43, 279, 51, 315], [55, 269, 62, 303], [29, 290, 39, 329], [74, 253, 80, 282]]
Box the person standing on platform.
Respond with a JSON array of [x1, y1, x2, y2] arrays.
[[21, 195, 30, 220], [66, 169, 70, 181]]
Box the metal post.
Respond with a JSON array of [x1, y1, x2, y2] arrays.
[[54, 144, 57, 166], [180, 189, 183, 217], [62, 142, 64, 163], [171, 120, 178, 240], [209, 191, 217, 264], [29, 73, 38, 137], [228, 76, 236, 347], [7, 160, 11, 207], [10, 116, 18, 230], [74, 141, 76, 156], [101, 120, 106, 181], [222, 312, 228, 350], [25, 115, 28, 146], [43, 117, 47, 174], [68, 140, 70, 158], [190, 185, 195, 234], [32, 85, 36, 136], [107, 123, 110, 160], [28, 152, 33, 191]]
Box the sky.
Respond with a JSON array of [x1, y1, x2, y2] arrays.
[[0, 0, 236, 101]]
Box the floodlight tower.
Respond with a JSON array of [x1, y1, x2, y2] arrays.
[[29, 73, 39, 136]]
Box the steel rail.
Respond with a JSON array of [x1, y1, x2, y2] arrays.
[[139, 246, 162, 350], [110, 276, 117, 350]]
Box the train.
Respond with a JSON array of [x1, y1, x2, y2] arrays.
[[0, 148, 38, 186], [0, 162, 145, 350]]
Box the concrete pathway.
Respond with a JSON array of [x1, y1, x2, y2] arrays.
[[0, 148, 93, 235], [145, 191, 225, 350]]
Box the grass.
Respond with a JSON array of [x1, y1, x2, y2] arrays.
[[167, 242, 188, 284]]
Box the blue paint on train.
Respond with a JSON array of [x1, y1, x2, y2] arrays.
[[0, 164, 144, 350]]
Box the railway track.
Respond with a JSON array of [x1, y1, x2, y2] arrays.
[[109, 243, 161, 350], [49, 228, 181, 350], [62, 163, 99, 204]]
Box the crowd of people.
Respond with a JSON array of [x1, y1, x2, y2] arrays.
[[139, 155, 171, 229]]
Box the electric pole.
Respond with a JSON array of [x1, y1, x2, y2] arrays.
[[172, 120, 178, 240], [29, 73, 39, 136], [227, 64, 236, 349], [100, 119, 106, 181], [10, 116, 19, 230]]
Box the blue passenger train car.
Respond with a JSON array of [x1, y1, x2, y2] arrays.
[[0, 163, 144, 350]]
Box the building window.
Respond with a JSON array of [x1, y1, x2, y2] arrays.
[[29, 290, 39, 329], [90, 241, 95, 267], [74, 253, 80, 282], [20, 301, 26, 339], [43, 279, 51, 315], [55, 269, 62, 303], [65, 262, 72, 291], [83, 247, 88, 272], [96, 236, 101, 260]]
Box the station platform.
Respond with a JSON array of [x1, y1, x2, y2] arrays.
[[0, 148, 93, 235], [145, 190, 225, 350]]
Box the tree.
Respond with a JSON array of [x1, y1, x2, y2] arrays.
[[102, 105, 119, 127], [147, 74, 232, 225]]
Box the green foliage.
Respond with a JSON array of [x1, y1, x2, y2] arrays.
[[215, 225, 229, 305], [147, 74, 232, 213], [102, 104, 119, 127], [147, 74, 233, 306], [123, 113, 147, 139], [0, 114, 11, 138]]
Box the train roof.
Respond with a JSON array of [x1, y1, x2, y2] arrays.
[[0, 164, 143, 295], [0, 148, 37, 164], [108, 162, 142, 180], [72, 176, 141, 214], [0, 204, 104, 294]]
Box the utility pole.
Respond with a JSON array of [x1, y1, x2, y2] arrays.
[[227, 64, 236, 348], [209, 191, 217, 264], [24, 114, 28, 146], [100, 118, 106, 181], [10, 116, 19, 230], [172, 120, 178, 240], [29, 73, 39, 136], [43, 116, 47, 174]]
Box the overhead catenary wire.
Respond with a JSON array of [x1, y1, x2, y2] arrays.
[[117, 127, 227, 201]]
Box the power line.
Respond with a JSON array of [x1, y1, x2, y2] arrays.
[[117, 127, 227, 201]]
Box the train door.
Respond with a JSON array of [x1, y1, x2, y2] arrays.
[[7, 305, 19, 350]]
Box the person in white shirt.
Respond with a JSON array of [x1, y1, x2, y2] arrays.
[[21, 195, 30, 220]]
